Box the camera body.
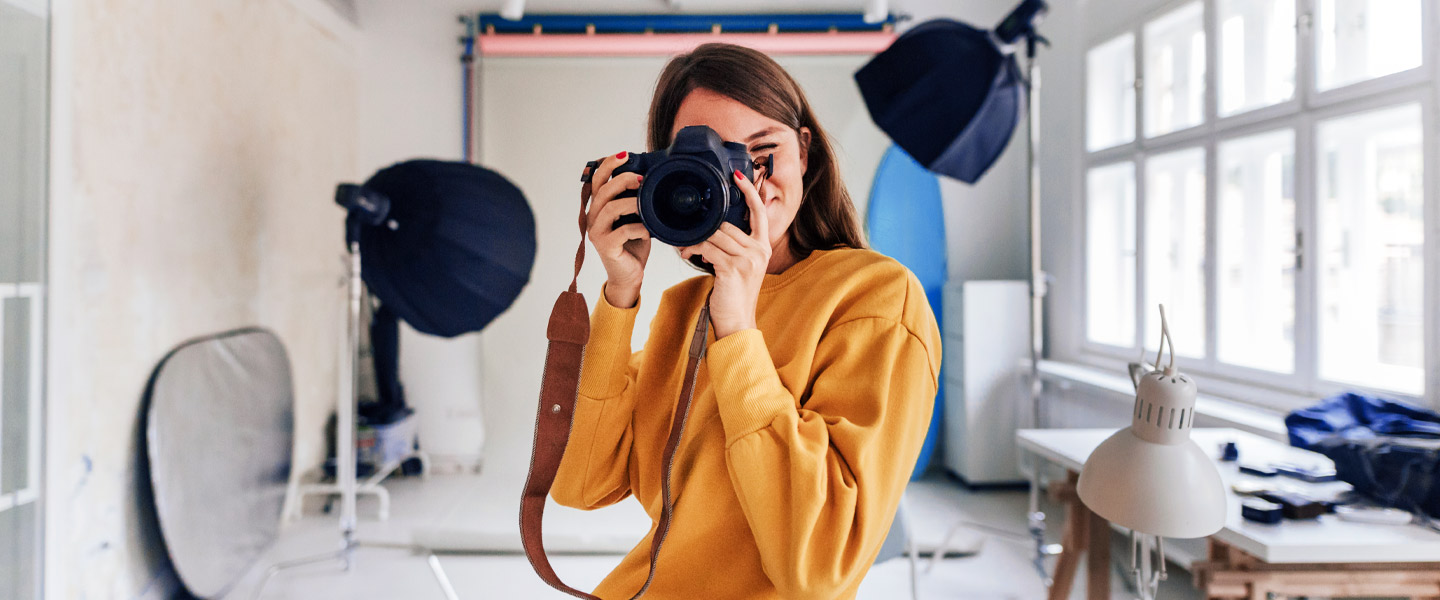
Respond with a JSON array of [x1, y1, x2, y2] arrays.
[[608, 125, 754, 248]]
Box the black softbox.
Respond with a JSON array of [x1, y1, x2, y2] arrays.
[[855, 18, 1024, 184], [347, 159, 537, 339]]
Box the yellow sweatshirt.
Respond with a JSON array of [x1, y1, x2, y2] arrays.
[[551, 247, 941, 600]]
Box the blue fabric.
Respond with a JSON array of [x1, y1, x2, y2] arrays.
[[866, 145, 948, 480], [1287, 392, 1440, 448], [1287, 392, 1440, 517]]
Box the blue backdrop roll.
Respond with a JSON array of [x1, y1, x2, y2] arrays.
[[866, 145, 948, 480]]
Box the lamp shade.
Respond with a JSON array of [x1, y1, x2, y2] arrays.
[[1076, 368, 1227, 539]]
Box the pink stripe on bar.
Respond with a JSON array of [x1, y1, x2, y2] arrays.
[[477, 32, 897, 57]]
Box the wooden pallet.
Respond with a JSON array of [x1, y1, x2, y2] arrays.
[[1192, 538, 1440, 600]]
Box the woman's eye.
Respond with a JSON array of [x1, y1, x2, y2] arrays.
[[750, 143, 777, 154]]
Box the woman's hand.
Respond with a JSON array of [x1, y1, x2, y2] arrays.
[[585, 152, 650, 308], [679, 169, 771, 339]]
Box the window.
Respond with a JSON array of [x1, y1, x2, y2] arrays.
[[1, 2, 49, 597], [1087, 34, 1136, 151], [1217, 0, 1296, 116], [1316, 0, 1423, 91], [1217, 130, 1296, 373], [1316, 104, 1425, 394], [1082, 0, 1431, 403], [1087, 162, 1137, 347], [1144, 2, 1206, 138], [1144, 148, 1207, 358]]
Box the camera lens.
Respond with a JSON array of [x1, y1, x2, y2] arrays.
[[651, 171, 714, 232], [671, 185, 704, 215]]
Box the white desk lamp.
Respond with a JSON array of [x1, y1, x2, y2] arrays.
[[1076, 305, 1227, 599]]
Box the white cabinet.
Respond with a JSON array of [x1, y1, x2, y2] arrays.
[[941, 280, 1029, 486]]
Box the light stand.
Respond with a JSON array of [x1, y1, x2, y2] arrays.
[[994, 0, 1058, 584], [248, 158, 535, 599], [1020, 36, 1051, 583], [856, 0, 1061, 584], [249, 193, 458, 600]]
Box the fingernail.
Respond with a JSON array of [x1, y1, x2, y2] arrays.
[[616, 151, 627, 159], [636, 175, 644, 183], [734, 169, 742, 178]]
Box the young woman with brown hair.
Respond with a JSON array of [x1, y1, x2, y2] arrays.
[[551, 42, 941, 599]]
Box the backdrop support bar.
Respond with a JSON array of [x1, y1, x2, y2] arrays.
[[474, 31, 896, 57]]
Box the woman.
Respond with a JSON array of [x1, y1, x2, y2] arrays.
[[552, 43, 941, 600]]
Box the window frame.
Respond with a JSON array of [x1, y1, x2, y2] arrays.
[[1076, 0, 1439, 410]]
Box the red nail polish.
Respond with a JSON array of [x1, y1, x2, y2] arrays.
[[734, 169, 742, 178], [616, 151, 627, 159], [636, 175, 644, 183]]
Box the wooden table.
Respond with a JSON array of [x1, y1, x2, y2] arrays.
[[1016, 428, 1440, 600]]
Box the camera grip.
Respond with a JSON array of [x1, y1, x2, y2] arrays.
[[611, 212, 642, 230], [609, 182, 642, 230]]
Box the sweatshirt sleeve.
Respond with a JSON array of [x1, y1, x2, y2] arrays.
[[705, 313, 940, 599], [550, 283, 645, 510]]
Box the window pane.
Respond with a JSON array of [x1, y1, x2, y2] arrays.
[[1218, 0, 1296, 116], [1144, 148, 1207, 358], [1087, 34, 1136, 151], [1144, 2, 1206, 138], [0, 503, 37, 600], [3, 297, 32, 495], [1316, 0, 1422, 91], [1317, 104, 1424, 394], [1088, 162, 1137, 347], [1217, 130, 1296, 373]]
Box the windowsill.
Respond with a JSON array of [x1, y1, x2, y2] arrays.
[[1036, 359, 1291, 440]]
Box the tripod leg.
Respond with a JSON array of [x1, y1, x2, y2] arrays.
[[250, 549, 349, 600], [428, 554, 461, 600], [374, 485, 391, 521]]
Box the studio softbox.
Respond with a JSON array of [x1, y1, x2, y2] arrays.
[[341, 159, 537, 338], [854, 18, 1024, 184]]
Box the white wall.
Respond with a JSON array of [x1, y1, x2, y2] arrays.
[[352, 0, 1037, 476], [45, 0, 358, 597]]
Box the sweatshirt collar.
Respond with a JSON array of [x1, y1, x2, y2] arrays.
[[758, 248, 830, 294]]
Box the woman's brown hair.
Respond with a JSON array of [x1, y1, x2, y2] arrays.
[[647, 43, 868, 266]]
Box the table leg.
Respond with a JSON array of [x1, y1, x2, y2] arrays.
[[1087, 509, 1110, 599], [1048, 473, 1092, 600]]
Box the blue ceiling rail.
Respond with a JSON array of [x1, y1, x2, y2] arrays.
[[468, 13, 897, 35]]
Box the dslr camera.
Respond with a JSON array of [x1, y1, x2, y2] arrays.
[[587, 125, 769, 250]]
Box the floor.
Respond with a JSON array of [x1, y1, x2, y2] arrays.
[[223, 468, 1206, 600]]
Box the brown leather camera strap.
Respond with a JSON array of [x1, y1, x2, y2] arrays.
[[520, 159, 710, 599]]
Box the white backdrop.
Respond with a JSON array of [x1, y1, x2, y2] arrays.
[[473, 53, 889, 481]]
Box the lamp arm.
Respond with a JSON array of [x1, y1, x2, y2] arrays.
[[1129, 531, 1167, 600]]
